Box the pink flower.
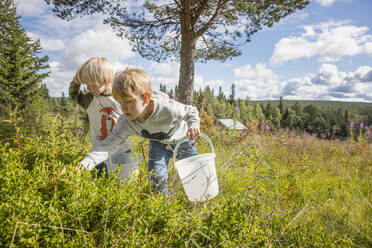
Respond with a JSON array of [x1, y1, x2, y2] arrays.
[[260, 124, 264, 130], [172, 93, 176, 100], [265, 125, 270, 131], [367, 130, 371, 136], [360, 122, 364, 129], [235, 106, 240, 113], [233, 116, 236, 120], [350, 121, 354, 129]]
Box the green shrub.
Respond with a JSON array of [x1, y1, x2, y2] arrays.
[[0, 118, 371, 247]]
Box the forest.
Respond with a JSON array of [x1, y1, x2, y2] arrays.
[[161, 83, 371, 141]]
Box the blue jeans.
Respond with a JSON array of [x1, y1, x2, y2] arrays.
[[148, 140, 198, 195], [95, 161, 109, 179]]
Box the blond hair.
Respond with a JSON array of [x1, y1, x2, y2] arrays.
[[113, 68, 152, 102], [75, 57, 114, 86]]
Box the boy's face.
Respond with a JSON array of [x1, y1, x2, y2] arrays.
[[87, 82, 106, 96], [119, 94, 147, 120]]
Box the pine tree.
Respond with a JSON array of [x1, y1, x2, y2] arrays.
[[229, 84, 236, 105], [38, 83, 49, 99], [217, 86, 224, 101], [343, 109, 349, 124], [0, 0, 49, 117], [278, 96, 285, 114]]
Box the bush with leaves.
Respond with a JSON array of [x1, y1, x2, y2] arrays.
[[0, 114, 371, 247]]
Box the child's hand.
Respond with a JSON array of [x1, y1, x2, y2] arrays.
[[187, 127, 200, 141]]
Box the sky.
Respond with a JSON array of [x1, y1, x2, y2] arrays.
[[16, 0, 372, 102]]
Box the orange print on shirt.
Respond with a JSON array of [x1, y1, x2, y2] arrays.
[[100, 107, 117, 140]]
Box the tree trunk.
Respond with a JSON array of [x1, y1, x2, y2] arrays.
[[178, 34, 196, 105], [178, 0, 196, 106]]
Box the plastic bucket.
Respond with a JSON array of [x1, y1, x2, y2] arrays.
[[173, 133, 219, 202], [109, 152, 141, 181]]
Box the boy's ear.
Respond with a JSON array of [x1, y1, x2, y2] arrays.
[[143, 91, 152, 104]]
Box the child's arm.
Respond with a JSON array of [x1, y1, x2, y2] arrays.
[[69, 78, 93, 109], [181, 104, 201, 140], [79, 117, 132, 170]]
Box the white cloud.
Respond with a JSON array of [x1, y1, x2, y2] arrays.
[[194, 76, 225, 92], [43, 61, 74, 97], [281, 64, 372, 102], [274, 12, 309, 30], [230, 63, 372, 102], [144, 61, 227, 95], [281, 76, 328, 100], [150, 62, 179, 78], [232, 64, 280, 100], [234, 63, 278, 82], [59, 24, 135, 71], [204, 80, 225, 90], [364, 42, 372, 55], [271, 21, 372, 65], [315, 0, 337, 7], [36, 21, 135, 96], [149, 61, 179, 90], [32, 14, 101, 38], [15, 0, 48, 16], [27, 32, 65, 51], [112, 61, 132, 75], [148, 61, 225, 94], [311, 63, 345, 86]]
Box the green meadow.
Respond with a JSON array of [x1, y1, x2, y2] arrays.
[[1, 115, 370, 247]]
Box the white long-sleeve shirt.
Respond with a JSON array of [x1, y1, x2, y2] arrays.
[[69, 81, 133, 171], [80, 90, 200, 170]]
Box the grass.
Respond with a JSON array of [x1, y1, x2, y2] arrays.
[[0, 118, 371, 247]]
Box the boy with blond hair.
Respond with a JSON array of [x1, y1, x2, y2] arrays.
[[70, 57, 134, 178], [80, 68, 200, 195]]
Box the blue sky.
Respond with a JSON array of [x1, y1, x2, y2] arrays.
[[16, 0, 372, 102]]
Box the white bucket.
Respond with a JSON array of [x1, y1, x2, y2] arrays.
[[173, 133, 219, 202], [109, 152, 141, 181]]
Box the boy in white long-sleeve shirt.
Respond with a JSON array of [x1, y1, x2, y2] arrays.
[[80, 68, 200, 195], [70, 57, 134, 178]]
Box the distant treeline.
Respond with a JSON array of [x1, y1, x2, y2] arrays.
[[161, 83, 371, 140], [6, 83, 368, 141]]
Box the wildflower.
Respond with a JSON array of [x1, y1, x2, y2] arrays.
[[235, 105, 240, 113], [260, 123, 264, 130], [365, 126, 369, 130], [265, 125, 270, 132], [367, 130, 371, 136], [360, 122, 364, 129], [233, 116, 236, 120], [350, 121, 354, 129], [172, 93, 176, 100]]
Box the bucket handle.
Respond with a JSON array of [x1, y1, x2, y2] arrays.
[[172, 133, 215, 165]]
